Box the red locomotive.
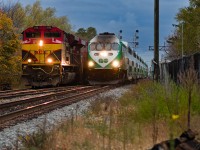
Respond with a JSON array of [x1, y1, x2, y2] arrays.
[[21, 26, 88, 87]]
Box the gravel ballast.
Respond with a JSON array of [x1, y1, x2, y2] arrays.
[[0, 85, 132, 149]]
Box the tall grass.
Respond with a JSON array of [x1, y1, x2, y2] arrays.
[[20, 78, 200, 149]]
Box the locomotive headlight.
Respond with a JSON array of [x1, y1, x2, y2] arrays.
[[23, 65, 27, 69], [47, 58, 53, 63], [27, 58, 32, 63], [88, 61, 94, 67], [100, 51, 108, 57], [39, 40, 43, 46], [112, 60, 120, 68]]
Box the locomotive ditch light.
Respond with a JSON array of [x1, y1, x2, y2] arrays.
[[39, 40, 43, 46], [47, 58, 53, 63], [112, 60, 120, 68], [23, 65, 27, 69], [88, 61, 94, 67]]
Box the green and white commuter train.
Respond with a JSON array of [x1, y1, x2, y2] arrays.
[[87, 32, 148, 85]]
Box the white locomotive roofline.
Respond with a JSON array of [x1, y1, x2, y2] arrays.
[[121, 41, 128, 47], [90, 34, 120, 44]]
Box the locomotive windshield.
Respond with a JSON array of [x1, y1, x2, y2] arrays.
[[90, 42, 119, 51], [26, 32, 41, 38], [44, 32, 61, 38]]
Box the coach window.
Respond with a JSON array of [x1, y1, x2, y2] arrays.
[[126, 58, 129, 64], [128, 48, 132, 55], [134, 67, 137, 72], [133, 52, 136, 58], [129, 66, 132, 72], [132, 61, 134, 66]]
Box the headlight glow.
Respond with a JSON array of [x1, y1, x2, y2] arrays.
[[112, 60, 120, 68], [47, 58, 53, 63], [100, 51, 108, 57], [27, 58, 32, 63], [88, 61, 94, 67], [39, 40, 43, 46]]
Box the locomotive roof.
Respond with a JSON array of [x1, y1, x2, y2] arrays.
[[21, 26, 88, 46], [90, 33, 119, 43], [21, 26, 63, 33], [99, 32, 115, 35]]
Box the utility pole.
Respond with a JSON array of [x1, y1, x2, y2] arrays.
[[154, 0, 159, 81]]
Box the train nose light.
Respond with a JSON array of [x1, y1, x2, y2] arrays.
[[88, 61, 94, 67], [23, 65, 27, 69], [100, 51, 108, 57], [39, 40, 43, 46], [47, 58, 53, 63], [112, 60, 119, 68], [27, 58, 32, 63]]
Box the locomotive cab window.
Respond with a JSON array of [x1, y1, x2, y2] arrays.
[[89, 43, 103, 51], [97, 43, 103, 50], [104, 43, 112, 50], [26, 32, 41, 38], [89, 43, 96, 51], [90, 43, 119, 51], [111, 43, 119, 50], [44, 32, 61, 38]]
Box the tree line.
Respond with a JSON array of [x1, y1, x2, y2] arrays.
[[166, 0, 200, 59]]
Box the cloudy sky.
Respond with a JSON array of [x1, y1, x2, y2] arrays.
[[11, 0, 189, 66]]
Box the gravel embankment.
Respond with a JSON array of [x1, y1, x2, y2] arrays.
[[0, 85, 132, 149]]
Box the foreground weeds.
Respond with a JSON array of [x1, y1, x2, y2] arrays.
[[20, 79, 200, 150]]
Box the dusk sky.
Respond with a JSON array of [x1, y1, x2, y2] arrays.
[[11, 0, 189, 66]]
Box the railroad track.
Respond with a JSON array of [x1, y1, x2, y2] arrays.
[[0, 86, 80, 99], [0, 85, 111, 130]]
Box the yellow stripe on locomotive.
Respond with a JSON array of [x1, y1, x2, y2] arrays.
[[22, 43, 62, 65]]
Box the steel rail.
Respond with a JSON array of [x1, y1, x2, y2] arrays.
[[0, 86, 89, 99], [0, 86, 110, 126], [0, 86, 93, 110]]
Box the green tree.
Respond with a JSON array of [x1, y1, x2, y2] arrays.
[[76, 27, 97, 41], [167, 0, 200, 58], [0, 11, 21, 86], [0, 1, 26, 34], [24, 0, 72, 32], [76, 28, 87, 38], [1, 0, 72, 33], [86, 27, 97, 40]]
